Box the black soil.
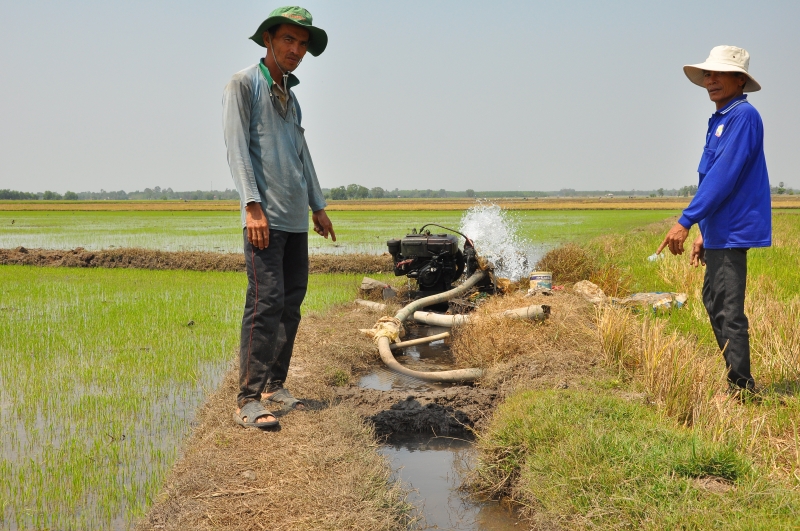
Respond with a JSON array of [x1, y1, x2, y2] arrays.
[[335, 386, 499, 437]]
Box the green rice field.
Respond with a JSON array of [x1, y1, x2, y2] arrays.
[[0, 209, 678, 255], [0, 207, 684, 529], [0, 266, 393, 530]]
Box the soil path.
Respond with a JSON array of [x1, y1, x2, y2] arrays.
[[137, 369, 411, 531]]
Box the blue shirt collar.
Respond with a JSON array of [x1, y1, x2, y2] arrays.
[[716, 94, 748, 115]]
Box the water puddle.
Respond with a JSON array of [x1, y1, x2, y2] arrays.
[[358, 324, 460, 393], [382, 434, 520, 530]]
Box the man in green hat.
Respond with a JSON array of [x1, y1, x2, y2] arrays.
[[223, 6, 334, 429]]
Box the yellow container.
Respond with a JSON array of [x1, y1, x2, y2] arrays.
[[529, 271, 552, 289]]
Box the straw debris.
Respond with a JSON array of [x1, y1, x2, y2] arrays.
[[137, 369, 413, 531], [534, 243, 596, 284], [451, 291, 598, 368]]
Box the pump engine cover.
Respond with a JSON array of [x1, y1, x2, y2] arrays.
[[399, 234, 459, 257]]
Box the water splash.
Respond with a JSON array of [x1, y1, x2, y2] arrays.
[[459, 203, 537, 281]]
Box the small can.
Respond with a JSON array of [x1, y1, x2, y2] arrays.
[[529, 271, 553, 290]]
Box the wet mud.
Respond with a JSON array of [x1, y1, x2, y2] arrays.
[[335, 386, 499, 437], [0, 246, 393, 274]]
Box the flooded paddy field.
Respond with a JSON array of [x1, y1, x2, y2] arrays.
[[0, 209, 678, 255], [0, 266, 393, 529]]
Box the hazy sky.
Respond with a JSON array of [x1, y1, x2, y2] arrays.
[[1, 1, 798, 194]]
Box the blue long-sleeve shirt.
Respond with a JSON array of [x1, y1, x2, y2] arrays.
[[222, 62, 327, 231], [678, 95, 771, 249]]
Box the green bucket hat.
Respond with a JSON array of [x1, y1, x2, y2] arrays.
[[249, 6, 328, 57]]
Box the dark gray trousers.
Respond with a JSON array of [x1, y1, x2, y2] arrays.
[[238, 229, 308, 408], [702, 248, 754, 390]]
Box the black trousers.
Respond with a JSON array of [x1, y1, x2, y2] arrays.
[[238, 229, 308, 408], [702, 248, 754, 390]]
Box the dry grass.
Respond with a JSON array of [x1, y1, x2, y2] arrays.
[[138, 303, 413, 530], [588, 262, 632, 297], [596, 305, 717, 421], [450, 291, 599, 369], [137, 369, 412, 531], [324, 198, 697, 211], [534, 243, 631, 296], [594, 273, 800, 482], [534, 244, 596, 284], [594, 303, 800, 481], [748, 287, 800, 386], [289, 304, 399, 398]]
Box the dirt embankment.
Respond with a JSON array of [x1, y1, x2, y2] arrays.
[[140, 292, 608, 529], [0, 247, 393, 274]]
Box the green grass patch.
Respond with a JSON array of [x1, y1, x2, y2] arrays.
[[0, 265, 390, 529], [475, 389, 798, 530]]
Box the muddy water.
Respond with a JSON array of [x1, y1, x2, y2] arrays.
[[382, 434, 520, 530], [358, 324, 460, 393], [359, 325, 522, 530]]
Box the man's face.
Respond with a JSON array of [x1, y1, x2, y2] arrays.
[[702, 70, 746, 108], [264, 24, 310, 72]]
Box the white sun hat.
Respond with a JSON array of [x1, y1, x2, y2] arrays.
[[683, 45, 761, 92]]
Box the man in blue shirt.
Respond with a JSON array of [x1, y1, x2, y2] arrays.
[[223, 6, 335, 428], [658, 45, 771, 393]]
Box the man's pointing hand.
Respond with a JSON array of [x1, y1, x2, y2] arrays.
[[312, 209, 336, 241], [657, 222, 690, 256]]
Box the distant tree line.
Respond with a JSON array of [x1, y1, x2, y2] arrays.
[[0, 187, 240, 201], [320, 185, 708, 200], [2, 182, 795, 201]]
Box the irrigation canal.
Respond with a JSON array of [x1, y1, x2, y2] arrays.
[[359, 325, 522, 530]]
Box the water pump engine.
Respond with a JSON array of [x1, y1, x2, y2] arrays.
[[387, 231, 466, 298]]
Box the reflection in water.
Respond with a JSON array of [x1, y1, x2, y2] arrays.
[[381, 434, 520, 531]]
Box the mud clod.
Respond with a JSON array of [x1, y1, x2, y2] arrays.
[[335, 386, 499, 436]]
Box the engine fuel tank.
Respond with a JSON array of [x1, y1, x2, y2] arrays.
[[397, 234, 459, 258]]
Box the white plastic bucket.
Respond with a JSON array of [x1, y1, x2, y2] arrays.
[[529, 271, 552, 290]]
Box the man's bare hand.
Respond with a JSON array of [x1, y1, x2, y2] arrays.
[[245, 202, 269, 249], [312, 209, 336, 241], [690, 233, 705, 267], [656, 222, 690, 256]]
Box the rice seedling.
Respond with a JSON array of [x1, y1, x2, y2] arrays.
[[0, 265, 391, 529]]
